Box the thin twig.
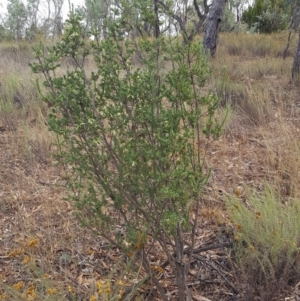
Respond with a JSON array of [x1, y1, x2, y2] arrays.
[[193, 254, 239, 295]]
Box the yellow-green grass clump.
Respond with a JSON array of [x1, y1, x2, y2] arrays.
[[226, 184, 300, 293]]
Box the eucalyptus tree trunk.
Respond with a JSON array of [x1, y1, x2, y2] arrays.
[[292, 32, 300, 80], [52, 0, 64, 37], [203, 0, 226, 57], [291, 4, 300, 80], [154, 0, 160, 38]]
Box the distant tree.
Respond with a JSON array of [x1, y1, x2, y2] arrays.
[[84, 0, 107, 38], [52, 0, 64, 36], [218, 0, 249, 31], [157, 0, 227, 56], [219, 1, 236, 32], [83, 0, 159, 39], [6, 0, 28, 40], [25, 0, 41, 40], [39, 0, 64, 37], [242, 0, 290, 33], [230, 0, 246, 22], [0, 24, 9, 41], [157, 0, 210, 43], [0, 7, 8, 41]]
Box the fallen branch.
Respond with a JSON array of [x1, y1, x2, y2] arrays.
[[193, 254, 239, 295]]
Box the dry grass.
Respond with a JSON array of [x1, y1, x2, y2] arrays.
[[1, 32, 300, 300]]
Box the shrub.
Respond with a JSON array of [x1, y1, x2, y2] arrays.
[[30, 7, 223, 300], [242, 0, 289, 33]]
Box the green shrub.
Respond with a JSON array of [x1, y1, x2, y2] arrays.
[[30, 7, 223, 300], [242, 0, 289, 33]]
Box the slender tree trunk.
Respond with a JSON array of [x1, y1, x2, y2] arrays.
[[292, 31, 300, 80], [103, 0, 110, 39], [237, 7, 240, 22], [154, 0, 160, 38], [203, 0, 226, 57]]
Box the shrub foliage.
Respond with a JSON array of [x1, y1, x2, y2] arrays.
[[30, 7, 223, 299]]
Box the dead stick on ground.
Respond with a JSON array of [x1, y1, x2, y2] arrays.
[[193, 254, 239, 295]]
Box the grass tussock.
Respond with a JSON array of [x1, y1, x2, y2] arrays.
[[0, 42, 34, 72], [218, 31, 296, 58], [226, 185, 300, 300]]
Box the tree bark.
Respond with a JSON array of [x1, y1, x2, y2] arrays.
[[292, 31, 300, 80], [203, 0, 226, 57], [154, 0, 160, 38]]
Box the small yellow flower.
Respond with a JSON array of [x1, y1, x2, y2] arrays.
[[236, 224, 242, 230], [12, 281, 25, 291], [150, 264, 164, 277], [117, 280, 125, 286], [249, 245, 254, 251], [104, 287, 111, 294], [68, 286, 73, 293], [24, 283, 36, 300], [89, 295, 97, 301], [234, 233, 241, 241], [46, 288, 57, 295], [8, 249, 24, 257], [27, 239, 38, 248], [0, 293, 8, 300], [234, 187, 243, 196], [118, 290, 125, 300], [22, 256, 30, 264], [96, 281, 104, 290]]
